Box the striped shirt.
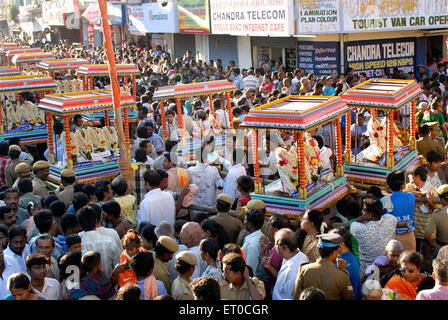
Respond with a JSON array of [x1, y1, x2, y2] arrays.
[[242, 75, 260, 90]]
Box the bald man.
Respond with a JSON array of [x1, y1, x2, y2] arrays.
[[179, 222, 206, 280], [272, 228, 309, 300]]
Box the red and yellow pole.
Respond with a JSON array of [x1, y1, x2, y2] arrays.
[[226, 92, 234, 129], [132, 75, 136, 100], [387, 111, 395, 169], [124, 107, 130, 156], [64, 116, 73, 170], [0, 99, 3, 135], [160, 100, 167, 140], [298, 132, 307, 200], [83, 76, 87, 91], [253, 129, 262, 194], [409, 99, 416, 151], [371, 109, 376, 119], [336, 118, 343, 176], [47, 113, 55, 164], [209, 95, 214, 113], [176, 98, 184, 130], [344, 111, 352, 164]]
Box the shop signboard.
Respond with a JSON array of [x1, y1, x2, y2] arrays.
[[297, 41, 340, 77], [143, 2, 179, 33], [296, 0, 340, 33], [178, 0, 210, 33]]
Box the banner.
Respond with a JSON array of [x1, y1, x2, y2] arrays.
[[107, 4, 126, 25], [143, 2, 179, 33], [210, 0, 294, 36], [297, 41, 340, 77], [82, 4, 102, 25], [342, 0, 448, 32], [127, 5, 146, 35], [0, 0, 8, 21], [344, 38, 416, 78], [42, 0, 65, 26], [178, 0, 210, 33], [297, 0, 340, 33]]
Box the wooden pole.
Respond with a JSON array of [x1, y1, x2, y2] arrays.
[[344, 111, 352, 164], [409, 99, 416, 151], [98, 0, 134, 192], [335, 118, 343, 177], [387, 111, 395, 169], [298, 132, 307, 200], [47, 113, 55, 164], [253, 129, 262, 194], [64, 116, 73, 170], [160, 100, 167, 140]]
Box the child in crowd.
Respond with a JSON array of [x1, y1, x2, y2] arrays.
[[112, 180, 137, 227], [101, 200, 134, 239], [120, 229, 142, 264], [200, 238, 224, 282], [65, 234, 85, 255], [140, 225, 158, 251]]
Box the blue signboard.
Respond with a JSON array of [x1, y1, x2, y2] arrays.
[[344, 37, 418, 78], [297, 41, 340, 77], [108, 4, 126, 25]]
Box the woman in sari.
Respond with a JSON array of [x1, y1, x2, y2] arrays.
[[384, 251, 435, 300]]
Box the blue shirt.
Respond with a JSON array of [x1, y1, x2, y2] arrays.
[[335, 252, 362, 300], [148, 133, 164, 154], [340, 109, 357, 129], [382, 191, 416, 234], [67, 205, 75, 214]]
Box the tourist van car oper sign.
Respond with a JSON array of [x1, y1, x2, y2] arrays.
[[210, 0, 294, 36]]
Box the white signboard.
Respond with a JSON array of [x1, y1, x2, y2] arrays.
[[210, 0, 294, 36], [143, 2, 179, 33], [82, 4, 102, 25], [342, 0, 448, 32], [42, 0, 65, 26], [128, 5, 146, 35], [296, 0, 340, 33]]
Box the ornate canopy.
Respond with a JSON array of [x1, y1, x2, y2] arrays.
[[77, 64, 140, 76], [153, 80, 236, 100], [0, 75, 57, 93], [4, 47, 41, 57], [12, 53, 56, 64], [37, 59, 89, 71], [0, 66, 21, 77]]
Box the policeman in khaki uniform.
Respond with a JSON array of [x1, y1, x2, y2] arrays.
[[211, 193, 244, 243], [4, 145, 27, 187], [293, 233, 354, 300], [57, 169, 76, 209], [416, 122, 446, 158], [171, 251, 197, 300], [12, 161, 32, 189], [32, 160, 52, 196], [153, 235, 178, 295]]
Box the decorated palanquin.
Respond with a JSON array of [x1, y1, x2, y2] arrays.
[[153, 80, 236, 163], [77, 64, 139, 127], [240, 96, 350, 218], [0, 44, 22, 66], [341, 79, 422, 186], [3, 47, 41, 66], [37, 59, 88, 94], [0, 66, 21, 77], [37, 90, 136, 185], [11, 53, 56, 73], [0, 75, 57, 145]]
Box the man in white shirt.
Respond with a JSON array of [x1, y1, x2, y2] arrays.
[[188, 147, 224, 207], [77, 206, 122, 278], [3, 226, 30, 273], [213, 99, 231, 130], [86, 203, 123, 252], [242, 207, 268, 282], [260, 134, 279, 179], [0, 246, 22, 299], [350, 198, 397, 274], [26, 253, 61, 300], [272, 228, 308, 300], [137, 170, 176, 228], [232, 68, 244, 90], [179, 222, 206, 281], [223, 148, 247, 204], [242, 70, 260, 90]]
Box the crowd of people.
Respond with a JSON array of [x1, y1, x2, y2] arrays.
[[0, 37, 448, 301]]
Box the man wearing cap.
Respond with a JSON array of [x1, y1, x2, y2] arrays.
[[57, 169, 76, 209], [211, 194, 243, 243], [32, 161, 52, 196], [236, 200, 271, 246], [171, 251, 197, 300], [5, 145, 27, 187], [425, 184, 448, 256], [293, 233, 354, 300], [417, 123, 446, 158], [153, 235, 178, 295], [12, 162, 32, 190]]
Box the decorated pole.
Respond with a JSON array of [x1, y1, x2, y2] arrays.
[[160, 100, 167, 140], [97, 0, 134, 192], [371, 109, 376, 119], [344, 111, 352, 164], [0, 99, 3, 135], [298, 132, 307, 200], [47, 112, 55, 164], [387, 111, 395, 169], [132, 75, 136, 100], [252, 129, 262, 194], [225, 92, 234, 129], [335, 118, 343, 177], [64, 116, 73, 170], [209, 95, 214, 112], [176, 98, 184, 129], [409, 99, 416, 151]]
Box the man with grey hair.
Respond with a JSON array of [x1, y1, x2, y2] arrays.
[[417, 258, 448, 300], [179, 222, 206, 280], [272, 228, 308, 300]]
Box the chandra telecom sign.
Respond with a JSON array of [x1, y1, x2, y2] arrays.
[[210, 0, 294, 36]]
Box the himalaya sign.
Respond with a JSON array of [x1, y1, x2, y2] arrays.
[[143, 2, 179, 33]]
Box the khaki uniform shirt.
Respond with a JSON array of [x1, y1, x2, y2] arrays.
[[211, 212, 244, 243], [57, 184, 74, 209], [153, 257, 173, 295], [293, 259, 354, 300], [426, 205, 448, 243], [171, 276, 194, 300], [5, 159, 25, 187], [32, 177, 49, 196], [220, 277, 266, 300], [417, 136, 446, 158]]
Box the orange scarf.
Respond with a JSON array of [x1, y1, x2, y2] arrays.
[[384, 275, 417, 300], [176, 167, 189, 187]]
